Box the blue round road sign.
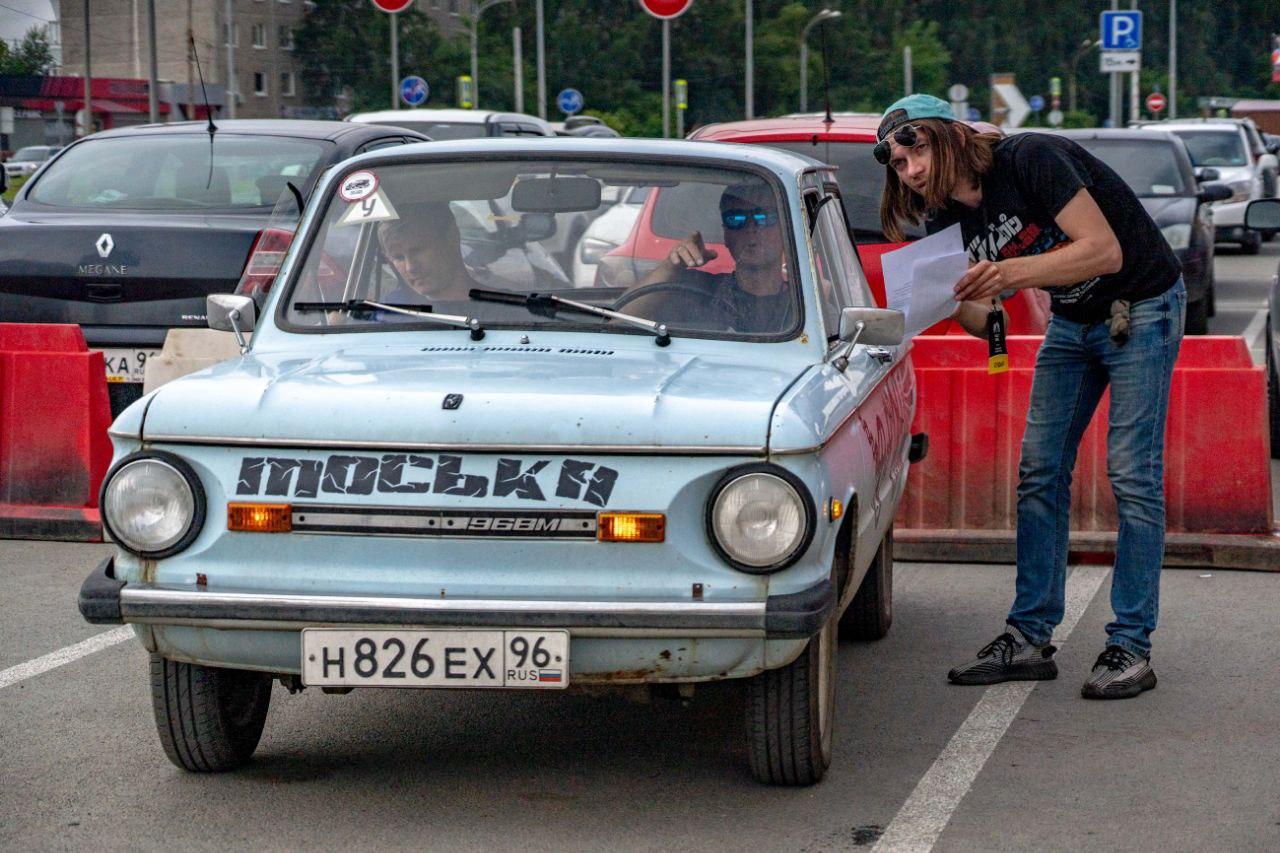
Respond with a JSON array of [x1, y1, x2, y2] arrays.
[[557, 88, 584, 116], [400, 75, 429, 107], [1028, 94, 1045, 112], [966, 106, 981, 122]]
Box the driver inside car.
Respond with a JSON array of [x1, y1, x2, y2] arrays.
[[376, 202, 481, 305], [630, 182, 795, 334]]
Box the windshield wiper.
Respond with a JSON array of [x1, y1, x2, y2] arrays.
[[293, 299, 485, 340], [468, 288, 671, 347]]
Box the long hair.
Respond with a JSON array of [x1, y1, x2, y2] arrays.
[[879, 119, 1002, 242]]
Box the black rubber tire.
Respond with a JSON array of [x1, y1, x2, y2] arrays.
[[1262, 230, 1276, 244], [1267, 321, 1280, 460], [1241, 232, 1262, 255], [1185, 297, 1210, 336], [745, 608, 836, 786], [150, 654, 272, 772], [838, 530, 894, 640]]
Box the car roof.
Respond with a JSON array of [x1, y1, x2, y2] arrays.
[[1053, 128, 1182, 143], [1138, 121, 1244, 133], [342, 136, 830, 179], [347, 108, 552, 126], [86, 119, 419, 142], [691, 113, 882, 142]]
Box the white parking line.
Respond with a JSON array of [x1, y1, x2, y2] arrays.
[[0, 627, 134, 691], [1241, 308, 1268, 353], [873, 565, 1110, 853]]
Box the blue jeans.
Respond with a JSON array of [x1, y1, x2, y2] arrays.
[[1008, 278, 1186, 657]]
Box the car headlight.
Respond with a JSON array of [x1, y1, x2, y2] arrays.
[[101, 453, 205, 557], [707, 465, 815, 572], [1160, 223, 1191, 250], [1229, 179, 1253, 202]]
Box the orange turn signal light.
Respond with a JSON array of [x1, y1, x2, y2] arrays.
[[227, 502, 292, 533], [597, 512, 666, 543]]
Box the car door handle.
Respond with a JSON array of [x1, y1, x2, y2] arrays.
[[867, 347, 893, 364]]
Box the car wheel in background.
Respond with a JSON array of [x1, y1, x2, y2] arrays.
[[151, 654, 272, 772], [1185, 298, 1210, 336], [1267, 321, 1280, 460], [839, 530, 893, 641], [745, 601, 836, 785], [1262, 230, 1277, 244], [1241, 231, 1262, 255]]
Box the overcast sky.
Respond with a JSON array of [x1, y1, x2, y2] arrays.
[[1, 0, 57, 48]]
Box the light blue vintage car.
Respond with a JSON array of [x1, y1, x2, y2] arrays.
[[79, 138, 919, 786]]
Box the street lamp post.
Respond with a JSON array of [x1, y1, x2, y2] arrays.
[[799, 9, 841, 113], [470, 0, 515, 110], [1067, 37, 1096, 115]]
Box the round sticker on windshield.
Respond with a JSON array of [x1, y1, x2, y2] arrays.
[[339, 170, 379, 202]]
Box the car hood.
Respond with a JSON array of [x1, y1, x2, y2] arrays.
[[1140, 196, 1196, 226], [139, 343, 803, 450]]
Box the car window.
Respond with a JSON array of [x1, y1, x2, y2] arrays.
[[284, 159, 802, 341], [1073, 139, 1190, 196], [374, 121, 486, 140], [12, 146, 51, 161], [807, 190, 875, 339], [760, 140, 926, 242], [1170, 130, 1247, 168], [357, 137, 407, 154], [27, 134, 329, 209]]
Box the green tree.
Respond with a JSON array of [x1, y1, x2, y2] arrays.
[[0, 27, 55, 76]]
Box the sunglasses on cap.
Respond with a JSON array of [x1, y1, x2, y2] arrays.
[[872, 124, 922, 165], [721, 207, 780, 230]]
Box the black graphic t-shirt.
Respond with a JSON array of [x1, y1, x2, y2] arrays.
[[927, 133, 1180, 323]]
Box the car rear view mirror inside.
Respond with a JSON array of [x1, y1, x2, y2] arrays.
[[837, 306, 905, 347], [511, 176, 602, 213], [1244, 198, 1280, 231]]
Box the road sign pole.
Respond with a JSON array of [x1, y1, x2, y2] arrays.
[[147, 0, 158, 122], [1169, 0, 1177, 117], [513, 26, 523, 114], [675, 79, 687, 138], [390, 11, 399, 110], [1129, 0, 1139, 123], [744, 0, 753, 119], [662, 19, 670, 139], [536, 0, 546, 119], [1108, 0, 1119, 127]]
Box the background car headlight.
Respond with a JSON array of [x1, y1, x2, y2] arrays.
[[1160, 223, 1191, 251], [102, 454, 205, 557], [708, 467, 815, 572]]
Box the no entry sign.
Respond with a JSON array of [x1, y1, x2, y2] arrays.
[[370, 0, 414, 12], [638, 0, 693, 20], [1146, 92, 1166, 113]]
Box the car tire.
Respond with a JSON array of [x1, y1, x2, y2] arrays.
[[1267, 321, 1280, 460], [838, 530, 893, 641], [1241, 232, 1262, 255], [1262, 230, 1277, 244], [1185, 297, 1210, 336], [745, 603, 836, 786], [150, 654, 272, 772]]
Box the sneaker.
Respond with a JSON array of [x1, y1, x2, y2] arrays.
[[1081, 646, 1157, 700], [947, 626, 1058, 685]]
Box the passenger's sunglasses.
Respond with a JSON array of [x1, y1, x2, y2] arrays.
[[872, 124, 922, 165], [721, 207, 780, 230]]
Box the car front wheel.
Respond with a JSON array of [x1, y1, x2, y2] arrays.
[[1241, 231, 1262, 255], [745, 606, 836, 786], [839, 530, 894, 640], [150, 654, 272, 772], [1186, 297, 1210, 335]]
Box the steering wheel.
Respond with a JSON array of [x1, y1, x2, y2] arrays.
[[611, 281, 740, 330]]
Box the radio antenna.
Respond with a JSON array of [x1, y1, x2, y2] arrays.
[[820, 19, 833, 126]]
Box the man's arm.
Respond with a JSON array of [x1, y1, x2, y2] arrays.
[[952, 187, 1123, 302], [952, 300, 1007, 339], [638, 231, 719, 288]]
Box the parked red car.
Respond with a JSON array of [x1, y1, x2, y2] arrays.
[[687, 114, 1049, 335]]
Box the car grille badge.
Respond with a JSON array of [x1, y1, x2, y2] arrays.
[[442, 394, 463, 410], [95, 233, 114, 259]]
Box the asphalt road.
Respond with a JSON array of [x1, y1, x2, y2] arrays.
[[1205, 239, 1277, 364]]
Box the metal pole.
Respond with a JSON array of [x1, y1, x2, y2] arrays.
[[391, 12, 399, 109], [1109, 0, 1119, 127], [225, 0, 236, 119], [536, 0, 546, 119], [799, 40, 808, 113], [83, 0, 91, 136], [904, 45, 913, 95], [513, 26, 523, 114], [1129, 0, 1139, 123], [470, 17, 479, 109], [662, 19, 670, 138], [187, 0, 195, 121], [676, 102, 684, 138], [744, 0, 753, 119], [1168, 0, 1177, 118], [147, 0, 159, 122]]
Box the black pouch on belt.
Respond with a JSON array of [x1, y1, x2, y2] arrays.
[[1108, 299, 1131, 346]]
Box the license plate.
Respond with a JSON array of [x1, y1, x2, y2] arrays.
[[301, 629, 569, 689], [96, 348, 161, 383]]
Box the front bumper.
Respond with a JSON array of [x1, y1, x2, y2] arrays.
[[79, 557, 832, 640]]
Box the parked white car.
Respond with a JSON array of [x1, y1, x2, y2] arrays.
[[572, 185, 650, 286]]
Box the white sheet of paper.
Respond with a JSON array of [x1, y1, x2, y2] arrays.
[[879, 223, 966, 335], [906, 251, 970, 337]]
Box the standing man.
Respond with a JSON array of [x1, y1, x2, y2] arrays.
[[875, 94, 1185, 699]]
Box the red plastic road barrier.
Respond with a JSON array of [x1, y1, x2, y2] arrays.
[[0, 324, 112, 541], [896, 335, 1273, 536]]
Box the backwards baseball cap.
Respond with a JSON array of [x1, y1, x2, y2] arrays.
[[873, 94, 956, 164]]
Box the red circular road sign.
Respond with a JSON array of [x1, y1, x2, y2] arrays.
[[638, 0, 693, 20], [1146, 92, 1167, 113], [370, 0, 414, 12]]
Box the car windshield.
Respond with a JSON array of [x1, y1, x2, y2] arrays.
[[12, 146, 51, 161], [378, 121, 487, 140], [759, 140, 924, 242], [1170, 130, 1247, 167], [283, 158, 801, 341], [26, 134, 329, 209], [1073, 139, 1190, 196]]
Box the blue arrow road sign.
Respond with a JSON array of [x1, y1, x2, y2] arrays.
[[1100, 10, 1142, 51], [1028, 94, 1045, 112], [557, 88, 584, 116], [400, 75, 429, 107]]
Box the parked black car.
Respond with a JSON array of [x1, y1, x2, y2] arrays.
[[1052, 129, 1232, 334], [0, 120, 427, 414], [1244, 199, 1280, 457]]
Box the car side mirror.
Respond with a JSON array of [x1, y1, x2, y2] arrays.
[[1198, 183, 1233, 204], [1194, 167, 1220, 183], [207, 293, 256, 353], [838, 306, 905, 346], [1244, 198, 1280, 231]]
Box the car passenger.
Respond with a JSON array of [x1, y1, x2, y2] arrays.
[[376, 203, 481, 304]]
